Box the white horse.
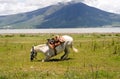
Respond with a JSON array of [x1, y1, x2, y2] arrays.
[[30, 35, 78, 62]]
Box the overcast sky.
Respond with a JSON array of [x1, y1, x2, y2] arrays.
[[0, 0, 120, 15], [84, 0, 120, 14]]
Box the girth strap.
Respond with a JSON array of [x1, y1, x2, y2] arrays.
[[54, 48, 57, 56]]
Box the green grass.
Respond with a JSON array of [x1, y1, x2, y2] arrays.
[[0, 33, 120, 79]]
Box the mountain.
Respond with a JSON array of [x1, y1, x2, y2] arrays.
[[0, 2, 120, 29], [38, 2, 120, 28]]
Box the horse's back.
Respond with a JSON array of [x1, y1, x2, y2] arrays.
[[62, 35, 73, 42], [34, 44, 49, 53], [62, 35, 73, 46]]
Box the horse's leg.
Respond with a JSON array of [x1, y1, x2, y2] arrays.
[[42, 55, 51, 62], [61, 47, 69, 60]]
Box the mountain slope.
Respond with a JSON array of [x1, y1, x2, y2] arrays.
[[38, 2, 120, 28], [0, 5, 53, 28], [0, 2, 120, 29]]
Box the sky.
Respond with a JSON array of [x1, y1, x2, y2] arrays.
[[0, 0, 120, 15], [83, 0, 120, 14]]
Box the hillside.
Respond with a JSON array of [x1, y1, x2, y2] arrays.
[[0, 2, 120, 29]]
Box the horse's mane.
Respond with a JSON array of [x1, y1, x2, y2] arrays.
[[36, 44, 47, 48], [33, 44, 47, 50]]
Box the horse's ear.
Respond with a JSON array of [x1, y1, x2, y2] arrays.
[[32, 46, 34, 51], [47, 39, 50, 41]]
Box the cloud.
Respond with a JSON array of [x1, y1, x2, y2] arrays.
[[0, 0, 72, 15], [83, 0, 120, 14], [0, 0, 38, 15], [0, 0, 120, 15]]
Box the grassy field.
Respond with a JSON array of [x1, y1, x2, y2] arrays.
[[0, 33, 120, 79]]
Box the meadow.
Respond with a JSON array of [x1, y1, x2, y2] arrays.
[[0, 33, 120, 79]]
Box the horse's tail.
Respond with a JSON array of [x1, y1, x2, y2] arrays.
[[71, 44, 78, 53], [72, 46, 78, 53]]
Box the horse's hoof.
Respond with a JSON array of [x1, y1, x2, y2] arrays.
[[42, 60, 45, 62]]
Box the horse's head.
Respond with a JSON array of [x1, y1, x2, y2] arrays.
[[30, 46, 37, 61]]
